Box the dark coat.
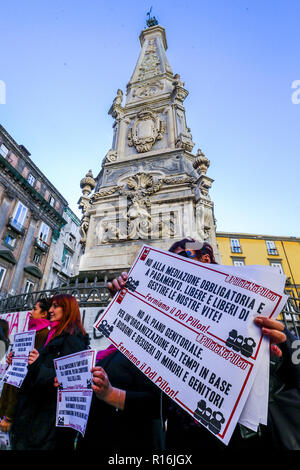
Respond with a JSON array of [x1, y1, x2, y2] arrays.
[[11, 330, 89, 450], [165, 328, 300, 451], [77, 349, 163, 452]]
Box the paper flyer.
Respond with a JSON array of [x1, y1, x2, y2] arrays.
[[2, 330, 36, 388], [54, 349, 96, 437]]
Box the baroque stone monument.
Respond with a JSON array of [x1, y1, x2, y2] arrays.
[[78, 23, 220, 279]]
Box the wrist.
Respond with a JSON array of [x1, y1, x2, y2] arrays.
[[100, 386, 125, 410]]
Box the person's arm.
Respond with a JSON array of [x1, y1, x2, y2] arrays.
[[91, 363, 160, 415]]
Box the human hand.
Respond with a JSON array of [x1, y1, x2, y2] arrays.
[[28, 348, 40, 365], [54, 376, 59, 388], [0, 417, 12, 433], [91, 366, 112, 400], [6, 351, 12, 366], [254, 316, 286, 357], [107, 272, 128, 296]]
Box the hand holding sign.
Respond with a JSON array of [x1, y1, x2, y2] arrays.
[[2, 330, 36, 388], [91, 366, 126, 410], [28, 348, 39, 365], [254, 316, 286, 357]]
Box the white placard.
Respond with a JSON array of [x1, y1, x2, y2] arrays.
[[54, 349, 96, 391], [54, 349, 96, 437], [93, 244, 287, 446], [56, 389, 93, 437], [2, 330, 36, 388]]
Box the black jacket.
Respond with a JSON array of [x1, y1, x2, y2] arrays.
[[11, 330, 89, 450], [77, 349, 163, 452], [165, 328, 300, 451]]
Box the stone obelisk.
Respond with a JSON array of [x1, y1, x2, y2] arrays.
[[78, 22, 220, 279]]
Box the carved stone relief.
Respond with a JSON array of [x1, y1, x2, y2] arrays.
[[128, 108, 166, 153], [94, 172, 178, 243], [132, 80, 164, 99], [137, 39, 161, 81]]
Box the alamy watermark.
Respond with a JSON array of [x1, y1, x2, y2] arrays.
[[291, 339, 300, 364], [291, 80, 300, 104], [0, 80, 6, 104]]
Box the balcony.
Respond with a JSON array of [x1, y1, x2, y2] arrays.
[[7, 217, 26, 235], [34, 237, 49, 253], [267, 248, 278, 256]]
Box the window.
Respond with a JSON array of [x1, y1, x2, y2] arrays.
[[27, 173, 35, 186], [266, 240, 278, 255], [39, 222, 50, 242], [33, 252, 41, 264], [233, 260, 245, 267], [0, 267, 7, 288], [230, 238, 242, 253], [270, 262, 284, 274], [49, 195, 55, 207], [24, 280, 34, 293], [5, 234, 16, 248], [13, 201, 27, 226], [0, 144, 8, 158], [62, 247, 71, 269]]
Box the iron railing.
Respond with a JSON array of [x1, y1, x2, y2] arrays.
[[0, 276, 111, 312]]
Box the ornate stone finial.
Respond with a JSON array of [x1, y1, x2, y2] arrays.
[[80, 170, 96, 196], [146, 7, 158, 27], [193, 149, 210, 175]]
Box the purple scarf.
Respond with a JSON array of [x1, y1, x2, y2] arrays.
[[96, 344, 117, 363], [28, 317, 51, 332], [43, 321, 60, 347]]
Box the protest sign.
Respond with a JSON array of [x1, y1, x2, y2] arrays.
[[54, 349, 95, 436], [0, 311, 30, 380], [0, 311, 30, 341], [2, 330, 36, 388], [93, 244, 288, 445], [56, 390, 93, 437]]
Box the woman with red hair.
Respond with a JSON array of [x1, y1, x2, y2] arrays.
[[10, 294, 89, 450]]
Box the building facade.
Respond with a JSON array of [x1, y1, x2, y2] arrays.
[[216, 232, 300, 297], [43, 207, 83, 289], [0, 124, 68, 296], [78, 23, 220, 280]]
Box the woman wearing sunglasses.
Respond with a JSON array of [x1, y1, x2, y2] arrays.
[[107, 237, 289, 450]]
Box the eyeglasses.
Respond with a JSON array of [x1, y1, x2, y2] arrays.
[[177, 250, 197, 259]]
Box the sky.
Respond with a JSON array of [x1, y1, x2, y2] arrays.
[[0, 0, 299, 237]]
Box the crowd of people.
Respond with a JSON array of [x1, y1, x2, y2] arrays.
[[0, 238, 298, 452]]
